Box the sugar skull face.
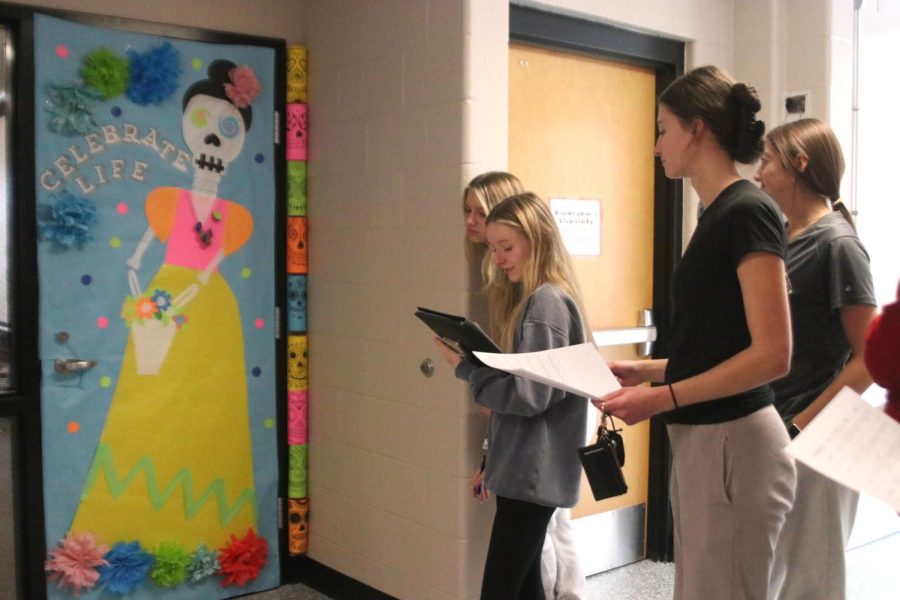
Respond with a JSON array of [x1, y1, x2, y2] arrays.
[[288, 498, 308, 554], [287, 218, 308, 274], [286, 105, 307, 143], [287, 275, 308, 333], [182, 94, 246, 176], [287, 335, 308, 390], [287, 275, 307, 314]]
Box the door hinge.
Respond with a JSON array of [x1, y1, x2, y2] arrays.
[[274, 306, 281, 340], [274, 110, 281, 145], [278, 496, 284, 529]]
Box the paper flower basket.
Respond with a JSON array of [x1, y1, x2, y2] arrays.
[[123, 270, 198, 375]]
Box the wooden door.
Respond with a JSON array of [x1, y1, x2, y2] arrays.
[[509, 43, 656, 574]]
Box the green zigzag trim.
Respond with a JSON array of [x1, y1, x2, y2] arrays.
[[81, 442, 257, 526]]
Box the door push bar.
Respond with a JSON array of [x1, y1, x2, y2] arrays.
[[592, 309, 656, 358]]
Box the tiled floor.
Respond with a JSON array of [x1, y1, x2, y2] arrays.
[[250, 531, 900, 599]]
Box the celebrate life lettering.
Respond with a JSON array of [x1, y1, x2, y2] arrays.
[[40, 122, 192, 194]]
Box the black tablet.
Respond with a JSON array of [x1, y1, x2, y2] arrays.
[[415, 306, 501, 364]]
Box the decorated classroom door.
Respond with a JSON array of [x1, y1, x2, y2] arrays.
[[34, 15, 280, 599]]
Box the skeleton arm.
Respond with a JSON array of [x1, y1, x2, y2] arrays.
[[197, 248, 226, 285], [127, 227, 156, 271]]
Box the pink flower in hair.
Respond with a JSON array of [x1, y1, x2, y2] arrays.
[[225, 66, 261, 108]]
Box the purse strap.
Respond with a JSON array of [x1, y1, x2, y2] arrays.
[[596, 409, 622, 439]]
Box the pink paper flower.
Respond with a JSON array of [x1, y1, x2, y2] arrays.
[[225, 66, 261, 108], [45, 532, 109, 596]]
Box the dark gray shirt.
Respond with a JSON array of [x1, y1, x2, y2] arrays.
[[771, 212, 876, 423], [455, 284, 588, 508]]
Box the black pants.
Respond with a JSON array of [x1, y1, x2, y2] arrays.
[[481, 496, 556, 600]]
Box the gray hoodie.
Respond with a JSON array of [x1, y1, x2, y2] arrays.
[[455, 284, 588, 508]]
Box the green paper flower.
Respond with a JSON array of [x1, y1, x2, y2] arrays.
[[81, 48, 130, 100], [148, 541, 191, 588]]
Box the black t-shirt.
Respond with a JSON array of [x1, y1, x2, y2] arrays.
[[770, 212, 875, 423], [663, 180, 786, 425]]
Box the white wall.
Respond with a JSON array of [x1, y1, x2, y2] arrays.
[[857, 1, 900, 307], [304, 2, 492, 597]]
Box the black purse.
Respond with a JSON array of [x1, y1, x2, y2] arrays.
[[578, 411, 628, 501]]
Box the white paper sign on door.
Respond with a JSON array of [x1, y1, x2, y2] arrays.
[[550, 198, 601, 256]]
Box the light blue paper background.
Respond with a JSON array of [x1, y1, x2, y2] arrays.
[[34, 14, 279, 599]]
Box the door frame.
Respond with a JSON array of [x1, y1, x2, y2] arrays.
[[0, 4, 45, 598], [510, 4, 684, 561], [0, 4, 287, 598]]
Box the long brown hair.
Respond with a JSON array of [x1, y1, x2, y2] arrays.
[[765, 118, 854, 228], [484, 193, 590, 351]]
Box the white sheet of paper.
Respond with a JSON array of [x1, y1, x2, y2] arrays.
[[473, 342, 621, 399], [787, 386, 900, 512]]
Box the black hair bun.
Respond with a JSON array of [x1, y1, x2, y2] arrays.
[[182, 59, 252, 130], [207, 59, 238, 86], [728, 83, 764, 163]]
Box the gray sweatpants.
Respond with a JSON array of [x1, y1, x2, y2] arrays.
[[668, 405, 796, 600], [769, 461, 859, 600]]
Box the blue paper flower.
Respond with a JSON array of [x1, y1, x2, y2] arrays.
[[45, 83, 101, 135], [187, 544, 220, 583], [38, 190, 98, 248], [150, 289, 172, 313], [97, 541, 155, 595], [126, 41, 182, 105]]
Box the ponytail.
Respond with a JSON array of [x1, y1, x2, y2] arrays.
[[832, 198, 856, 231]]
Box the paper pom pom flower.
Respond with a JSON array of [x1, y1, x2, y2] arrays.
[[45, 532, 109, 597], [97, 541, 155, 595], [45, 83, 101, 135], [225, 65, 261, 108], [187, 545, 220, 583], [38, 190, 98, 248], [218, 529, 268, 587], [126, 41, 182, 105], [148, 542, 191, 588], [81, 48, 130, 100]]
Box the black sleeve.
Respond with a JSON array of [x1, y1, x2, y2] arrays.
[[728, 195, 786, 268]]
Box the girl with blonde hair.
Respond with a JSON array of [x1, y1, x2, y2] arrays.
[[462, 173, 587, 600], [463, 171, 525, 273], [437, 192, 590, 599]]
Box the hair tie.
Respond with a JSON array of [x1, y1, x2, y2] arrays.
[[224, 65, 261, 108]]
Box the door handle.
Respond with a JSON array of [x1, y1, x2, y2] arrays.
[[54, 358, 97, 374], [592, 309, 656, 358]]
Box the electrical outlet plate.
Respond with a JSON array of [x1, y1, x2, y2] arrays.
[[784, 91, 810, 123]]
